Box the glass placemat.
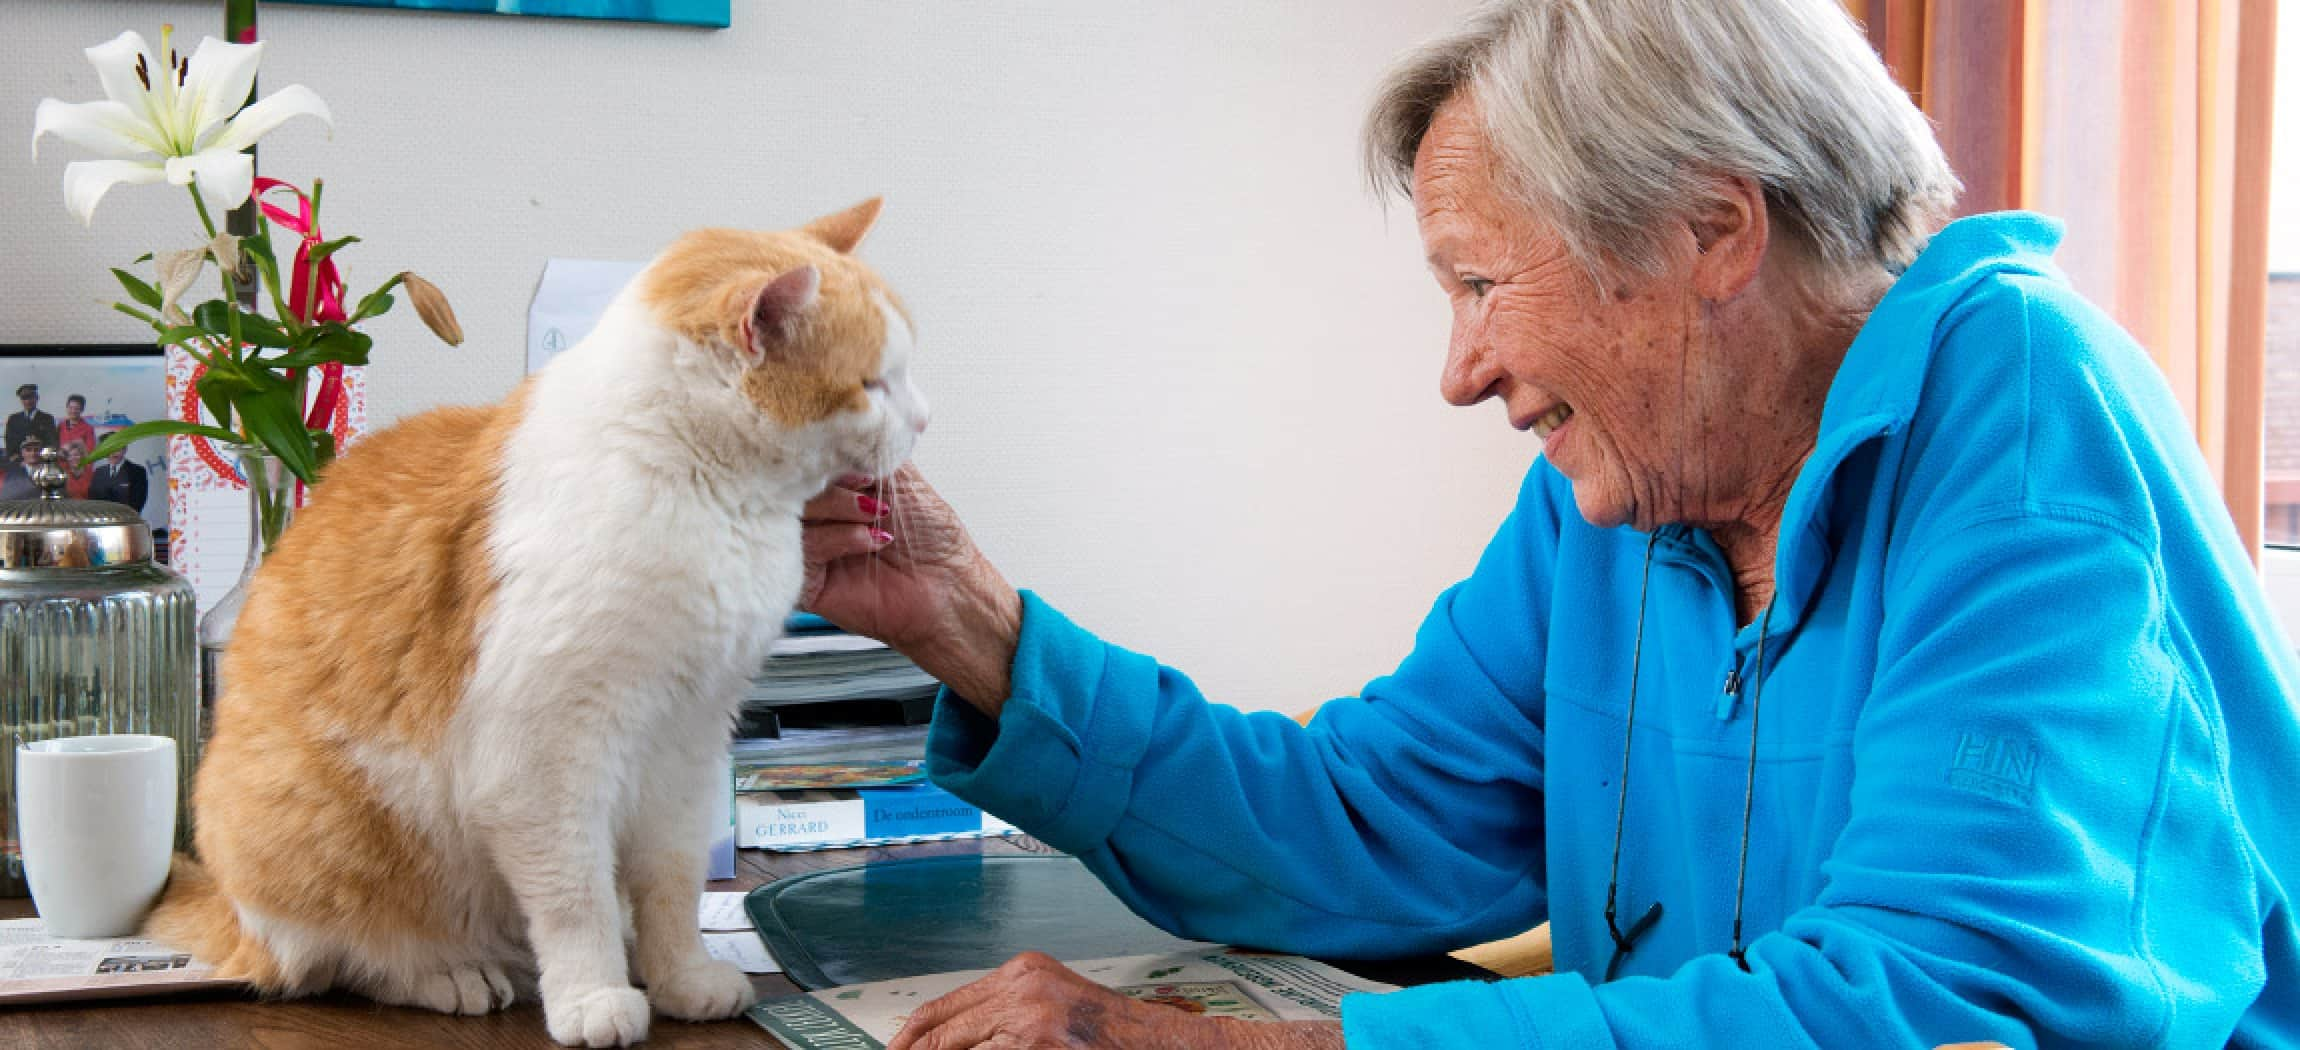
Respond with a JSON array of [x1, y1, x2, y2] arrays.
[[745, 854, 1209, 990]]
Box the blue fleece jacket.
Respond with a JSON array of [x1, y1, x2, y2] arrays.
[[926, 213, 2300, 1048]]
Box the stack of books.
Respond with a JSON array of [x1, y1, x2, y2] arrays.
[[730, 725, 1017, 852], [740, 614, 938, 733]]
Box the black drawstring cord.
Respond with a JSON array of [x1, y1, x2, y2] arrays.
[[1601, 529, 1779, 980], [1603, 533, 1661, 959], [1727, 601, 1775, 973]]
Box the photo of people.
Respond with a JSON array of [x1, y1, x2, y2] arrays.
[[274, 0, 728, 27], [0, 347, 171, 540]]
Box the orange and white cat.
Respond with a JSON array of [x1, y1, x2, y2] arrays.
[[148, 199, 927, 1047]]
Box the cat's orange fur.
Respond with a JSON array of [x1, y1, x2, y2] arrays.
[[144, 201, 918, 1043], [148, 390, 530, 987], [643, 200, 908, 429]]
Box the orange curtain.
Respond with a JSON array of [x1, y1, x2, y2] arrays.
[[1844, 0, 2280, 555]]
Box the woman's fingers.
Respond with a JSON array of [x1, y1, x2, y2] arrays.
[[803, 521, 892, 566], [804, 483, 890, 525], [886, 974, 1005, 1050]]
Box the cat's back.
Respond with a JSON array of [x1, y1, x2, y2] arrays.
[[219, 384, 531, 745]]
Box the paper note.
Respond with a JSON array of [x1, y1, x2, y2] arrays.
[[527, 259, 647, 373], [704, 932, 780, 974], [0, 918, 240, 1004], [700, 891, 752, 931]]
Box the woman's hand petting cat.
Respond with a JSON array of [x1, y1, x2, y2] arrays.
[[884, 952, 1346, 1050], [800, 463, 1024, 715]]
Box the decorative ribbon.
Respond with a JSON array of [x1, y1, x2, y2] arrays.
[[252, 176, 347, 432]]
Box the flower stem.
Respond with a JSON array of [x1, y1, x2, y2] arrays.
[[190, 187, 246, 363], [302, 179, 326, 324], [112, 301, 161, 328], [191, 188, 219, 240]]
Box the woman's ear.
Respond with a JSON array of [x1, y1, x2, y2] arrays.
[[1687, 175, 1769, 303], [742, 264, 821, 362]]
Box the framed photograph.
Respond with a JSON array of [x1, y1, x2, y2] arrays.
[[272, 0, 729, 27], [0, 345, 171, 551]]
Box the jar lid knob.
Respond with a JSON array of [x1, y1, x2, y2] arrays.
[[31, 448, 67, 501]]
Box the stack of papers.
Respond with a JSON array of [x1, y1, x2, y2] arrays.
[[746, 626, 938, 709], [731, 726, 929, 792]]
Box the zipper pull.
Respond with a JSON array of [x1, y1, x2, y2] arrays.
[[1715, 664, 1743, 721]]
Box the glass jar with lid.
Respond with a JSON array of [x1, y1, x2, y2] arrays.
[[0, 449, 199, 896]]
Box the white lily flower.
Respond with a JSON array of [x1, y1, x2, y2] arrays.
[[32, 27, 331, 225]]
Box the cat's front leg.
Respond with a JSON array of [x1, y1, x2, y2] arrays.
[[626, 761, 753, 1022], [482, 803, 651, 1046]]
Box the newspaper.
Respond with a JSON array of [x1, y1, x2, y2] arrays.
[[747, 947, 1393, 1049], [0, 918, 241, 1004]]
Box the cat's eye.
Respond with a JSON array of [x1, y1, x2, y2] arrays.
[[863, 379, 888, 394], [1460, 276, 1495, 298]]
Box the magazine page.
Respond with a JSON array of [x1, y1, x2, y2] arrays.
[[747, 947, 1394, 1049], [0, 918, 241, 1004]]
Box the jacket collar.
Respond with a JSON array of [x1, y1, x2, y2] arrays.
[[1739, 212, 2069, 634]]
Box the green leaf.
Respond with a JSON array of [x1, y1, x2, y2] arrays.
[[195, 368, 235, 432], [191, 356, 283, 403], [131, 251, 154, 264], [234, 387, 321, 485], [157, 324, 210, 347], [243, 234, 284, 311], [350, 275, 402, 323], [266, 327, 373, 369], [191, 299, 295, 348], [190, 299, 235, 338], [85, 420, 243, 464], [307, 235, 361, 264], [310, 428, 338, 473], [111, 268, 162, 310]]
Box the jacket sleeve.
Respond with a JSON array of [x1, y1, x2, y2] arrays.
[[927, 469, 1564, 958], [1342, 509, 2258, 1049]]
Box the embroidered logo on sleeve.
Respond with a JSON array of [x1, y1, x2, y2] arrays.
[[1945, 730, 2038, 804]]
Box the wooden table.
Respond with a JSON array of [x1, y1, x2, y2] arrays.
[[0, 837, 1050, 1049], [4, 836, 1491, 1048]]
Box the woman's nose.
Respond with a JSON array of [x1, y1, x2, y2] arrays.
[[1440, 342, 1499, 407]]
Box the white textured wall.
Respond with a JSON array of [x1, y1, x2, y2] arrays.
[[3, 0, 1534, 712]]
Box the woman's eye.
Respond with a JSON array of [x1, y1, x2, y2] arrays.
[[1461, 277, 1495, 298]]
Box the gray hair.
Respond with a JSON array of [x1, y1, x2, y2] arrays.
[[1364, 0, 1959, 282]]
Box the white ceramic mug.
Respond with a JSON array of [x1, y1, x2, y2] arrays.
[[16, 734, 177, 939]]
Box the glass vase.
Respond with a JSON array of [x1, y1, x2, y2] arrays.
[[196, 444, 297, 745]]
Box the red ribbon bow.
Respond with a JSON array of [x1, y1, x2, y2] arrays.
[[252, 176, 345, 430]]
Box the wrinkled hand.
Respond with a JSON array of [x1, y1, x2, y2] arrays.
[[800, 464, 1022, 710], [886, 952, 1341, 1050]]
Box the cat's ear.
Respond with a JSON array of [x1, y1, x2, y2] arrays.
[[742, 265, 821, 360], [802, 197, 883, 254]]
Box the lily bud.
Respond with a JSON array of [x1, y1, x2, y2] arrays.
[[399, 272, 463, 346]]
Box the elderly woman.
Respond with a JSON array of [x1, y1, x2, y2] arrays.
[[800, 1, 2299, 1046]]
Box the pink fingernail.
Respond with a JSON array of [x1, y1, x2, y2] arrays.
[[870, 529, 894, 546], [858, 495, 887, 517]]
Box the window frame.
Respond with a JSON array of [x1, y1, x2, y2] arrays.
[[2264, 546, 2300, 648]]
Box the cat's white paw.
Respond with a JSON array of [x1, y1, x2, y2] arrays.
[[414, 962, 517, 1015], [545, 984, 652, 1047], [648, 957, 754, 1021]]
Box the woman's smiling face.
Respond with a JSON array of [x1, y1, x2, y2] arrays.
[[1412, 92, 1764, 533]]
